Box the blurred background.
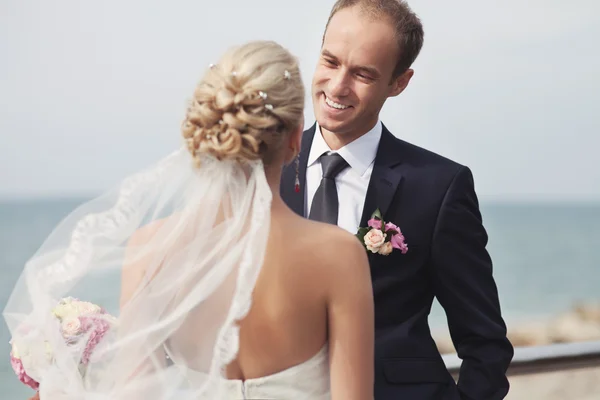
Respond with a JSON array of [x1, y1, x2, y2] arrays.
[[1, 0, 599, 397]]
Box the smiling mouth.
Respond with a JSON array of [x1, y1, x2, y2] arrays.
[[324, 95, 350, 110]]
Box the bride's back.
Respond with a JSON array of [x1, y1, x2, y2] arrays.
[[226, 206, 351, 380]]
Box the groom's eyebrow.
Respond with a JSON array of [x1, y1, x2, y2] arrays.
[[321, 49, 381, 79], [321, 49, 337, 60]]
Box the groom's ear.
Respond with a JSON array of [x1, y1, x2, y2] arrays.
[[389, 68, 414, 98]]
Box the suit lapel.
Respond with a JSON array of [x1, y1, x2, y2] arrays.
[[282, 123, 316, 217], [359, 125, 404, 227]]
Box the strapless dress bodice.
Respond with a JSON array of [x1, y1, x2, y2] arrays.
[[167, 344, 330, 399]]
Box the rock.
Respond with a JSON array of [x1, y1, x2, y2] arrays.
[[573, 302, 600, 323], [432, 302, 600, 354], [547, 313, 600, 343], [508, 321, 552, 347]]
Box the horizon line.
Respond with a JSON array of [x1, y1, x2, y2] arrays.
[[0, 194, 599, 206]]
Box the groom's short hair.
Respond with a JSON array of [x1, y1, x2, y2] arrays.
[[323, 0, 424, 79]]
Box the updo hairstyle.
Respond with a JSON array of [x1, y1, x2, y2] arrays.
[[181, 41, 305, 166]]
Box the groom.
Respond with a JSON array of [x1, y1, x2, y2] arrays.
[[281, 1, 514, 399]]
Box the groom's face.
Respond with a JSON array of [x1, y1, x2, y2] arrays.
[[312, 6, 409, 140]]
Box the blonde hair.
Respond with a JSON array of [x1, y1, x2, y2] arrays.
[[182, 41, 305, 166]]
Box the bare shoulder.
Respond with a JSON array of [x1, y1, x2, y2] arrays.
[[302, 219, 370, 276], [119, 218, 171, 305], [128, 219, 168, 246]]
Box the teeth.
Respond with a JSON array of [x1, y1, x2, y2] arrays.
[[325, 96, 349, 110]]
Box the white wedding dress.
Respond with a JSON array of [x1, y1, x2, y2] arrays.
[[166, 344, 331, 399]]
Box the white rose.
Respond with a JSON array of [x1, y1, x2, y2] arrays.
[[378, 241, 393, 256], [75, 301, 102, 315], [52, 305, 69, 319], [61, 317, 82, 337], [364, 229, 386, 253], [10, 341, 20, 359]]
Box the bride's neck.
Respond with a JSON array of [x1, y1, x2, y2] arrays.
[[264, 163, 283, 193], [264, 165, 292, 215]]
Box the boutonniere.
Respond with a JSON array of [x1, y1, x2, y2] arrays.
[[356, 209, 408, 256]]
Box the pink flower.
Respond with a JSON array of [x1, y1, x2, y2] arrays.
[[363, 229, 386, 253], [367, 218, 382, 230], [10, 353, 39, 390], [378, 242, 393, 256], [80, 316, 111, 365], [384, 222, 400, 234], [391, 233, 408, 254]]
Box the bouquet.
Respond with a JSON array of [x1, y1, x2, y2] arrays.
[[9, 297, 117, 390], [356, 209, 408, 255]]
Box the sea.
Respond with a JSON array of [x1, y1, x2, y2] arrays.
[[1, 198, 600, 397]]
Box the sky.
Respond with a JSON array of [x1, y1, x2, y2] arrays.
[[0, 0, 598, 201]]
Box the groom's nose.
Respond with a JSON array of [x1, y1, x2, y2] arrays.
[[327, 70, 351, 98]]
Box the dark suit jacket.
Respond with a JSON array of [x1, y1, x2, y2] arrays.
[[281, 123, 514, 400]]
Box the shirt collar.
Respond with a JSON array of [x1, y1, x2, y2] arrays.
[[307, 120, 383, 176]]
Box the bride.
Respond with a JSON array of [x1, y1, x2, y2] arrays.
[[5, 40, 374, 399]]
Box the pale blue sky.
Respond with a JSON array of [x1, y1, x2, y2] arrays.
[[1, 0, 598, 201]]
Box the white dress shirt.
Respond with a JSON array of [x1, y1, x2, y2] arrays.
[[305, 121, 383, 234]]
